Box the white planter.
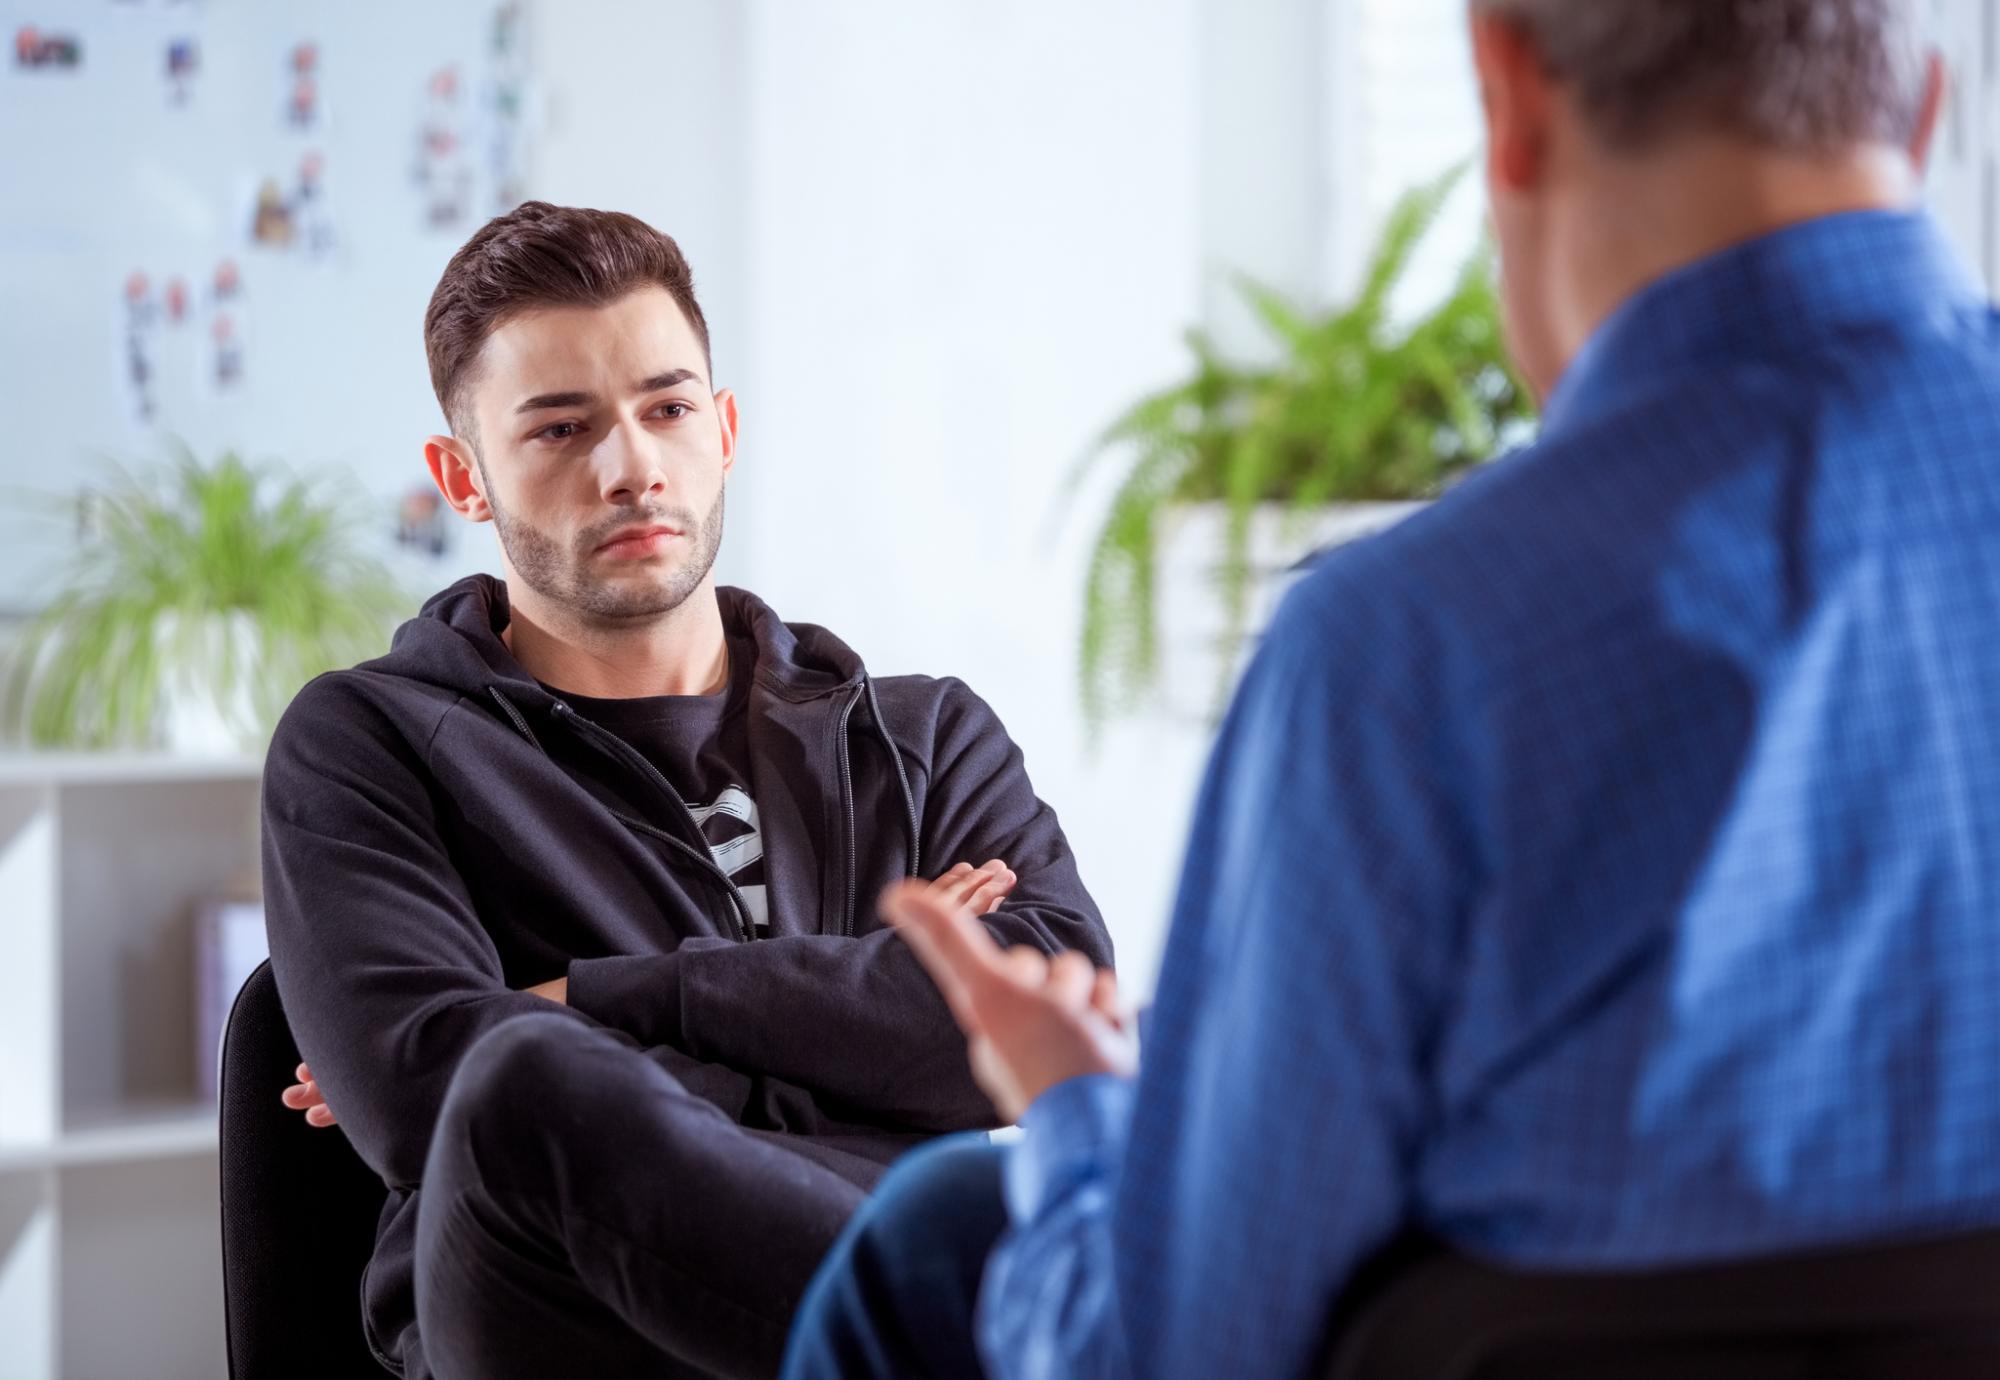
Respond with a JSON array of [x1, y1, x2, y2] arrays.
[[1154, 500, 1426, 722], [155, 611, 264, 756]]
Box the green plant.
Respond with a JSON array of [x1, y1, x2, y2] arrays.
[[1072, 164, 1536, 727], [6, 446, 410, 749]]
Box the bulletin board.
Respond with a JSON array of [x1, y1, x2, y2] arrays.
[[0, 0, 537, 610]]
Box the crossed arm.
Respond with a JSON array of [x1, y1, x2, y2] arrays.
[[281, 860, 1026, 1127]]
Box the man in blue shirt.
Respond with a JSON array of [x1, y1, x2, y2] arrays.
[[783, 2, 2000, 1377]]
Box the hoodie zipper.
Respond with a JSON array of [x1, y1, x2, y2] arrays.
[[548, 700, 758, 944], [835, 686, 862, 937]]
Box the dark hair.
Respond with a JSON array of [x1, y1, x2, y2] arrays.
[[423, 201, 712, 438], [1474, 0, 1930, 152]]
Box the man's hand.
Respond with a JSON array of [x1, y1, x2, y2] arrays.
[[882, 879, 1135, 1124], [921, 858, 1017, 916], [280, 975, 571, 1128], [280, 1062, 338, 1128], [523, 975, 568, 1004]]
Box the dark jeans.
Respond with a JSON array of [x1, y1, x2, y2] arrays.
[[412, 1012, 881, 1380], [779, 1133, 1013, 1380]]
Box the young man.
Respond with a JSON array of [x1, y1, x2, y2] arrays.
[[783, 2, 2000, 1377], [259, 202, 1112, 1380]]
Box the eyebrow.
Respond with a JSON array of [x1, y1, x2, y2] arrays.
[[513, 368, 704, 415]]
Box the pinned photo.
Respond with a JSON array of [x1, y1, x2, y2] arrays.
[[486, 1, 534, 213], [414, 64, 473, 230], [295, 151, 337, 258], [15, 26, 82, 70], [396, 486, 452, 558], [285, 40, 323, 130], [166, 37, 199, 105], [251, 179, 295, 248], [118, 270, 158, 427], [245, 152, 337, 258], [207, 259, 246, 395]]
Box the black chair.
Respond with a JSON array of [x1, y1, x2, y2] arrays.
[[219, 959, 392, 1379], [1325, 1228, 2000, 1378], [220, 956, 2000, 1380]]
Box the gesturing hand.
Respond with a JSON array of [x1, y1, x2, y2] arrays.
[[882, 879, 1136, 1124]]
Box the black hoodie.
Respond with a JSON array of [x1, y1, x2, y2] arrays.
[[261, 574, 1111, 1372]]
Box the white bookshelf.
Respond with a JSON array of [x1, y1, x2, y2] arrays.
[[0, 754, 262, 1380]]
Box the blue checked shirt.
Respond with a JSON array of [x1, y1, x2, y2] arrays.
[[978, 210, 2000, 1379]]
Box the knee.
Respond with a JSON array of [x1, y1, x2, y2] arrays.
[[437, 1011, 595, 1145]]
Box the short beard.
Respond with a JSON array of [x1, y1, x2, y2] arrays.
[[485, 466, 727, 625]]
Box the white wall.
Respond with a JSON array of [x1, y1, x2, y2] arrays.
[[728, 1, 1208, 988], [1200, 0, 1330, 357]]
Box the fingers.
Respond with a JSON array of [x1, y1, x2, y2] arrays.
[[999, 947, 1050, 985], [281, 1069, 338, 1127], [926, 859, 1016, 914], [882, 879, 1011, 1030], [964, 866, 1018, 916], [1091, 969, 1124, 1027], [887, 880, 1009, 978], [924, 861, 981, 911], [1046, 950, 1097, 1010]]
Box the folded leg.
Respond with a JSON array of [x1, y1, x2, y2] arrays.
[[414, 1012, 870, 1380]]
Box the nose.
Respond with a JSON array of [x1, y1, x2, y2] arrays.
[[593, 417, 668, 505]]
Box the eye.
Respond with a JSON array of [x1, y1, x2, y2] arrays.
[[534, 421, 583, 442], [654, 401, 691, 420]]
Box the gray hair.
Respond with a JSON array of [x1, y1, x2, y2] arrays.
[[1471, 0, 1932, 151]]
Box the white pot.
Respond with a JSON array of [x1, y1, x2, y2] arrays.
[[1153, 500, 1426, 722], [156, 611, 264, 756]]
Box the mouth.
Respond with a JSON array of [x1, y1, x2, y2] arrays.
[[594, 524, 684, 558], [588, 520, 684, 552]]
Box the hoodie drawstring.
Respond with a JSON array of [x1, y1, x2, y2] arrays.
[[863, 675, 922, 879], [487, 686, 545, 753]]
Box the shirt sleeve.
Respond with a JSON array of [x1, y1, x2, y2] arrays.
[[978, 1074, 1137, 1380], [975, 550, 1480, 1379]]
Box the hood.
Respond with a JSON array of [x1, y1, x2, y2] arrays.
[[372, 574, 868, 705]]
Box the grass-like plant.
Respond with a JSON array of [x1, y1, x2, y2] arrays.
[[1071, 163, 1536, 727], [6, 446, 409, 749]]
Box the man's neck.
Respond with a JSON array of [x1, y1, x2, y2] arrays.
[[502, 578, 730, 699], [1549, 137, 1922, 376]]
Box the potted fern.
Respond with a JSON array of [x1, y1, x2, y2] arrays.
[[6, 446, 410, 753], [1074, 165, 1535, 726]]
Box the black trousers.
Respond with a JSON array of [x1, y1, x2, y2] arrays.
[[412, 1012, 884, 1380]]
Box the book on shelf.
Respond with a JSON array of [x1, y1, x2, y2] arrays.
[[195, 895, 269, 1103]]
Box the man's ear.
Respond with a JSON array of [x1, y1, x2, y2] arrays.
[[1907, 49, 1948, 176], [714, 387, 740, 479], [1471, 12, 1553, 197], [424, 434, 493, 523]]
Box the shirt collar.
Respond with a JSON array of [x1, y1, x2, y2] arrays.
[[1541, 209, 1985, 437]]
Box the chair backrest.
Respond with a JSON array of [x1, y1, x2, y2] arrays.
[[218, 960, 392, 1379], [1325, 1228, 2000, 1379]]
